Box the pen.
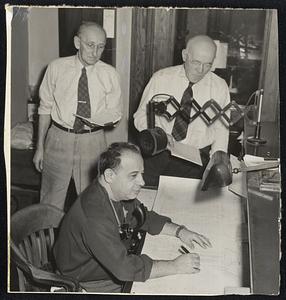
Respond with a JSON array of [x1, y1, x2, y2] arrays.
[[180, 245, 190, 254]]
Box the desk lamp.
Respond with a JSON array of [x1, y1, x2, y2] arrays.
[[246, 89, 267, 146], [138, 94, 247, 191]]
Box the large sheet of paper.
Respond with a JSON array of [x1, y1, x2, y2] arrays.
[[170, 141, 202, 166], [132, 176, 246, 295]]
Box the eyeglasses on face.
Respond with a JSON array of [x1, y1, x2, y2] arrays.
[[79, 38, 106, 51], [189, 60, 213, 71]]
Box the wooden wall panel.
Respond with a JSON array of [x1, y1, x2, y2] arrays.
[[259, 10, 279, 122], [152, 9, 176, 72], [128, 8, 176, 141], [128, 8, 154, 142]]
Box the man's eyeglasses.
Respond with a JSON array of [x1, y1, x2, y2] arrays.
[[79, 38, 106, 51], [189, 60, 213, 72]]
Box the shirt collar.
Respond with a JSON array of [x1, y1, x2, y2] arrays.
[[74, 53, 101, 71], [178, 63, 211, 86]]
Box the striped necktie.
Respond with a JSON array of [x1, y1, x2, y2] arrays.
[[73, 67, 91, 132], [171, 82, 193, 141]]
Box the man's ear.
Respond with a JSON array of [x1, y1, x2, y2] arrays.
[[103, 168, 115, 184], [74, 36, 80, 50], [182, 49, 187, 62]]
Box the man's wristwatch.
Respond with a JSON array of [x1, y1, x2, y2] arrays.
[[175, 225, 187, 238]]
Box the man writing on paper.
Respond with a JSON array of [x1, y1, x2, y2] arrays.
[[54, 142, 212, 293], [134, 35, 230, 186], [33, 22, 122, 210]]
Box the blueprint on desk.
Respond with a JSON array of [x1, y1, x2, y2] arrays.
[[132, 176, 248, 295]]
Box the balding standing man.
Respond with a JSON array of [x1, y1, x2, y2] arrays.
[[134, 35, 230, 186], [33, 22, 122, 210]]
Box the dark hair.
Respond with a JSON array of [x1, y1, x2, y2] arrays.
[[98, 142, 141, 175]]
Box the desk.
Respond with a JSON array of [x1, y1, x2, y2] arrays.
[[244, 120, 280, 294], [246, 172, 280, 294], [131, 176, 249, 295]]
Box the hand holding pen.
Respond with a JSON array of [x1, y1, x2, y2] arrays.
[[175, 246, 200, 273]]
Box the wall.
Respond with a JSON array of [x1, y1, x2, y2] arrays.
[[28, 7, 59, 88], [186, 9, 209, 37], [10, 7, 59, 127], [128, 8, 177, 142], [11, 7, 29, 128]]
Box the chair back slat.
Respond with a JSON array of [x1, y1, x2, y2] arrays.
[[39, 230, 48, 266], [23, 238, 33, 263], [48, 228, 55, 253], [30, 232, 41, 267], [10, 204, 68, 291], [11, 204, 64, 245], [19, 243, 26, 257], [17, 268, 26, 291]]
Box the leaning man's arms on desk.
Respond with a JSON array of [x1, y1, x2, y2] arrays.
[[140, 208, 210, 279], [149, 253, 200, 279], [140, 205, 211, 249], [160, 221, 212, 249]]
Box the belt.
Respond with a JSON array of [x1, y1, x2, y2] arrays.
[[52, 120, 103, 134]]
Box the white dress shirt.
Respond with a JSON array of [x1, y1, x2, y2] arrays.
[[38, 55, 122, 128], [134, 65, 230, 155]]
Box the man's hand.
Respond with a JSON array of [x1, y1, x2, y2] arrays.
[[179, 228, 212, 249], [166, 133, 175, 148], [174, 253, 200, 274], [33, 148, 44, 172]]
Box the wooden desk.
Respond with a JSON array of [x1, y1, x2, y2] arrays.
[[244, 120, 280, 294], [246, 172, 280, 294], [130, 156, 280, 295]]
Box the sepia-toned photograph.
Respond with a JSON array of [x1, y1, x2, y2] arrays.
[[5, 5, 281, 295]]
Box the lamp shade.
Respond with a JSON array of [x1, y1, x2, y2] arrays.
[[212, 40, 228, 70]]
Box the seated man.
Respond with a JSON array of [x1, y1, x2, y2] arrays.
[[134, 35, 230, 186], [54, 142, 212, 293]]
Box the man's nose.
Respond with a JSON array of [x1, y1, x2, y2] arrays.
[[196, 63, 204, 73], [92, 46, 99, 56], [137, 174, 145, 186]]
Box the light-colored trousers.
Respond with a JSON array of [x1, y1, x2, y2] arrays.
[[40, 124, 107, 210]]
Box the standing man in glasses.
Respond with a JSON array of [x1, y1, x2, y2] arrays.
[[134, 35, 230, 186], [33, 22, 122, 210]]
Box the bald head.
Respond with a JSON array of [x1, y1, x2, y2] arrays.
[[77, 22, 107, 40], [185, 35, 217, 54], [182, 35, 217, 83]]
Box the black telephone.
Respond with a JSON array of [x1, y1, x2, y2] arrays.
[[119, 203, 146, 241]]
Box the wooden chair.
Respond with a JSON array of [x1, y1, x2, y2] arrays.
[[10, 204, 79, 292]]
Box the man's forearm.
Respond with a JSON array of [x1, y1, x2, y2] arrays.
[[149, 259, 177, 279], [160, 221, 181, 237], [36, 114, 51, 149], [149, 253, 200, 279]]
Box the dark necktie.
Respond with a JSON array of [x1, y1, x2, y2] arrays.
[[171, 82, 193, 141], [73, 67, 91, 131]]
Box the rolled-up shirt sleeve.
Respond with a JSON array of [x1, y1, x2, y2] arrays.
[[95, 67, 123, 123], [83, 215, 153, 282], [211, 80, 231, 155], [38, 62, 57, 115]]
